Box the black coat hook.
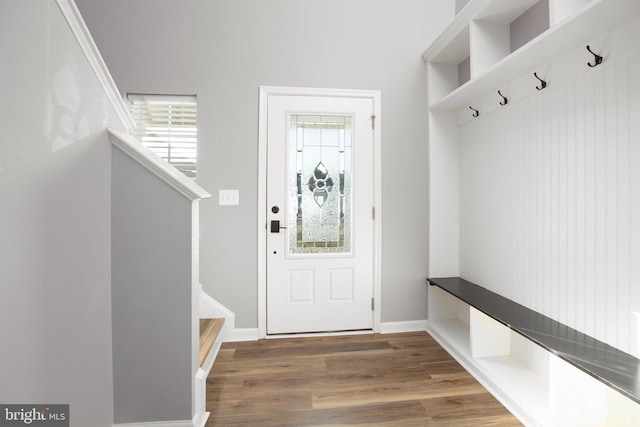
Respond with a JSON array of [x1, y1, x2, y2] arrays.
[[498, 90, 508, 106], [534, 72, 547, 90], [586, 45, 603, 67], [469, 106, 479, 117]]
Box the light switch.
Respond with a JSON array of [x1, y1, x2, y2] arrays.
[[219, 189, 239, 206]]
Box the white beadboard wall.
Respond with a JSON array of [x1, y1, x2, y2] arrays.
[[458, 26, 640, 357]]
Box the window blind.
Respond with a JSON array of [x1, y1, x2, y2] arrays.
[[128, 94, 198, 179]]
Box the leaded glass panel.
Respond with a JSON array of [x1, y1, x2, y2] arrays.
[[288, 115, 352, 255]]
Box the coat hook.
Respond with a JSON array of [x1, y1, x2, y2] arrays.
[[586, 45, 603, 67], [498, 90, 508, 106], [469, 106, 479, 117], [534, 72, 547, 90]]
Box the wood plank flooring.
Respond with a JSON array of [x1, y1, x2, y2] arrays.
[[206, 331, 522, 426]]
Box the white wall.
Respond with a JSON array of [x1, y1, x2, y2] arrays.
[[0, 1, 123, 425], [458, 17, 640, 357], [75, 0, 454, 328]]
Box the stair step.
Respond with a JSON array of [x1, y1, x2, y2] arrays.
[[199, 318, 224, 367]]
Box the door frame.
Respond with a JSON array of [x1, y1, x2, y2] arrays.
[[257, 86, 382, 338]]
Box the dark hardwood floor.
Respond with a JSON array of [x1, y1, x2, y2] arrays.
[[206, 331, 522, 426]]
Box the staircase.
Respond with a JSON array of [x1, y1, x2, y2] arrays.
[[195, 291, 232, 426], [195, 317, 226, 427], [199, 318, 225, 367]]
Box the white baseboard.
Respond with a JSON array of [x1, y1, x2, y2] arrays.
[[193, 412, 209, 427], [224, 323, 426, 343], [199, 286, 234, 319], [113, 412, 211, 427], [380, 319, 428, 334], [226, 327, 260, 342]]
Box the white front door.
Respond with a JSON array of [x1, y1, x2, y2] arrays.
[[264, 90, 377, 335]]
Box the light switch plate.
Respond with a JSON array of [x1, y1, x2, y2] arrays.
[[219, 189, 239, 206]]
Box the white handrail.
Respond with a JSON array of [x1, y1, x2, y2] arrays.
[[108, 128, 211, 201], [56, 0, 135, 131]]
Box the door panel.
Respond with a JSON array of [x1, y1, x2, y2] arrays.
[[266, 94, 374, 334]]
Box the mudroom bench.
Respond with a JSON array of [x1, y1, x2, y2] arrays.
[[426, 277, 640, 426]]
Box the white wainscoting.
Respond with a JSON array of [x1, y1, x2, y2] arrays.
[[458, 43, 640, 357]]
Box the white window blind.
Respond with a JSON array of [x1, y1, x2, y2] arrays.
[[128, 94, 198, 179]]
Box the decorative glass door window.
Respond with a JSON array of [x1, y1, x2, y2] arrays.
[[288, 115, 352, 255]]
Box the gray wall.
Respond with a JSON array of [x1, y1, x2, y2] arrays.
[[456, 0, 471, 14], [76, 0, 454, 328], [0, 1, 123, 425], [111, 149, 193, 423]]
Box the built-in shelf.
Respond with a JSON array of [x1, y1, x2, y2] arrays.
[[425, 0, 640, 424], [430, 318, 471, 355], [476, 353, 552, 425], [427, 277, 640, 425], [425, 0, 539, 102], [425, 0, 538, 64], [425, 0, 640, 110]]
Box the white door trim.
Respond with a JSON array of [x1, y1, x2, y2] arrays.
[[258, 86, 382, 339]]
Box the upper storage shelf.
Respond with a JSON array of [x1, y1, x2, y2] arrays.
[[424, 0, 640, 110], [425, 0, 539, 66]]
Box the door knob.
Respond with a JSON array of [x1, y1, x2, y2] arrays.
[[270, 220, 287, 233]]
